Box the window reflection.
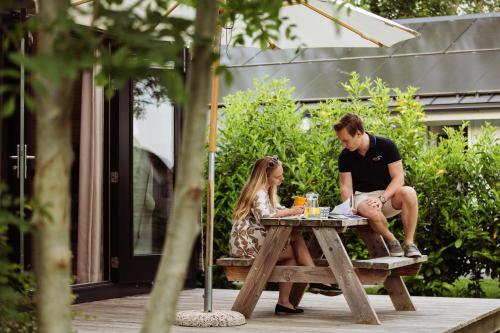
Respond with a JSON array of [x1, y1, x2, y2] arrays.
[[132, 78, 174, 255]]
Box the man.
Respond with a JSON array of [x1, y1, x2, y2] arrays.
[[334, 113, 422, 257]]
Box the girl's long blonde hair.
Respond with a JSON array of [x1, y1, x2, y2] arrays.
[[233, 156, 281, 221]]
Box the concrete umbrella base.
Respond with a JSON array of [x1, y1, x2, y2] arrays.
[[175, 310, 246, 327]]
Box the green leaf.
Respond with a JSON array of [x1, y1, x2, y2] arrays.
[[1, 97, 16, 118]]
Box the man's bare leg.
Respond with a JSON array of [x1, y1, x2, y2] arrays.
[[356, 201, 395, 241], [357, 198, 406, 256], [391, 186, 418, 245]]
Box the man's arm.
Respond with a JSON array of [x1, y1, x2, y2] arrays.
[[382, 160, 405, 200], [364, 160, 404, 210], [339, 172, 353, 202]]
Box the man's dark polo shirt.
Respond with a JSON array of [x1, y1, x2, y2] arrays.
[[338, 134, 401, 192]]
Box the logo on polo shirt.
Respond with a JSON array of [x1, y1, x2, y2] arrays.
[[372, 155, 383, 161]]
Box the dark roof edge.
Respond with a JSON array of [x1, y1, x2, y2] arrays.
[[422, 103, 500, 111], [396, 12, 500, 24], [216, 94, 500, 108], [215, 101, 500, 112], [288, 91, 500, 103]]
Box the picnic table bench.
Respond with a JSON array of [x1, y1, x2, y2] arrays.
[[217, 216, 427, 324]]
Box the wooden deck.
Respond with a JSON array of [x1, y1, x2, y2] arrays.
[[72, 288, 500, 333]]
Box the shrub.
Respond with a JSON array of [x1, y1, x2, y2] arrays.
[[405, 125, 499, 296], [0, 183, 35, 332], [211, 73, 499, 296]]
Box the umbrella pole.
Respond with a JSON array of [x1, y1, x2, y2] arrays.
[[204, 23, 221, 313], [175, 6, 244, 327]]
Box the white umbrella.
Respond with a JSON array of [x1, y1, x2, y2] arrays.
[[221, 0, 418, 48]]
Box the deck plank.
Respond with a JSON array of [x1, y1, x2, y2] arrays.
[[72, 288, 500, 333]]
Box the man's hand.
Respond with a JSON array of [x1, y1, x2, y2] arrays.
[[365, 197, 383, 211]]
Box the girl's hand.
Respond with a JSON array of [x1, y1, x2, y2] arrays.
[[289, 205, 304, 216]]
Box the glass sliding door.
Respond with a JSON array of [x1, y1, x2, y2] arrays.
[[1, 31, 35, 270], [132, 79, 175, 255], [114, 76, 178, 283]]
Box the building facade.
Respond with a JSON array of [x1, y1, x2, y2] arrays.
[[0, 3, 198, 302], [219, 13, 500, 143]]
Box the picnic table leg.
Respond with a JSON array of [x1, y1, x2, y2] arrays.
[[356, 225, 417, 311], [313, 228, 381, 325], [289, 236, 323, 307], [231, 226, 293, 318]]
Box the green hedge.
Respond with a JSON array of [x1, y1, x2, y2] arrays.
[[209, 73, 499, 296], [0, 183, 35, 332]]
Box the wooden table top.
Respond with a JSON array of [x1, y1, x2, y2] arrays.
[[260, 216, 368, 227]]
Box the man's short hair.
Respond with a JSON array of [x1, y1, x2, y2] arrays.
[[333, 113, 364, 136]]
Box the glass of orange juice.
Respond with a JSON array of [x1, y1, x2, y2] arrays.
[[293, 196, 306, 206]]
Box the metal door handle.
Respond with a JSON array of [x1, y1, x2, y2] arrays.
[[7, 156, 32, 160], [8, 144, 35, 179], [23, 145, 35, 179], [9, 145, 20, 178]]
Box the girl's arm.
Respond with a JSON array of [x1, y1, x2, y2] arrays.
[[273, 205, 304, 217]]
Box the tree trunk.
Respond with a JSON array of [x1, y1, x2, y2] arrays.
[[140, 1, 219, 332], [32, 1, 75, 332]]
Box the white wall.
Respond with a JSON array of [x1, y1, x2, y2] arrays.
[[424, 109, 500, 145], [468, 119, 500, 145]]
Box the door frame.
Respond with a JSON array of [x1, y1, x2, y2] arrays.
[[1, 13, 35, 270], [116, 80, 162, 282], [110, 74, 192, 283]]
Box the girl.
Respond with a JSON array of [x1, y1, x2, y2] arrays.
[[229, 156, 340, 315]]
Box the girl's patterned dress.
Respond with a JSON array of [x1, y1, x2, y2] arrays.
[[229, 189, 284, 258]]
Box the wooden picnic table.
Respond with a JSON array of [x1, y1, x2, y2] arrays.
[[217, 216, 427, 325]]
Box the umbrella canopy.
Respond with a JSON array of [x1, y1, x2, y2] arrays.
[[221, 0, 418, 48], [72, 0, 419, 48]]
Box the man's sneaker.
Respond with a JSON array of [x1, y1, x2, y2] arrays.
[[404, 243, 422, 257], [387, 239, 404, 257]]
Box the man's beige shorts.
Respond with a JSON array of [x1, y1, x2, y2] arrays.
[[354, 190, 401, 218]]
